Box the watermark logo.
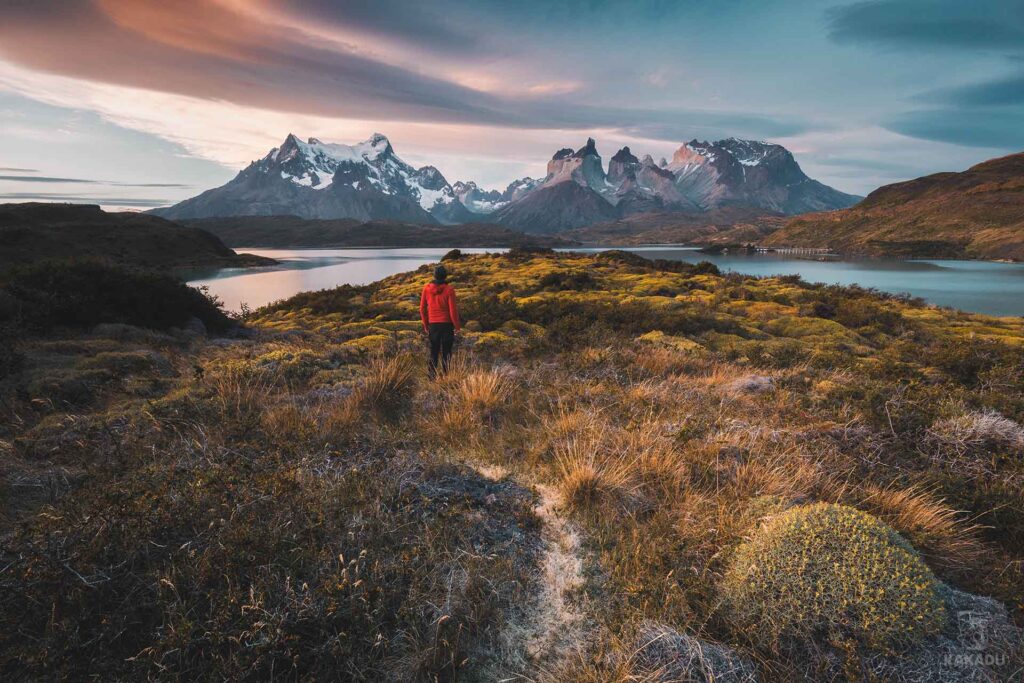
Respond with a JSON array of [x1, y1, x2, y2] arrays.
[[943, 610, 1008, 670], [959, 610, 990, 651]]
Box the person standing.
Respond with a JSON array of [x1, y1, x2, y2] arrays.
[[419, 264, 461, 377]]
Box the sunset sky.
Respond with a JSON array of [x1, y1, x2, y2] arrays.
[[1, 0, 1021, 210]]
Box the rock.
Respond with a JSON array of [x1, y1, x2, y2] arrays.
[[726, 375, 774, 394], [862, 586, 1024, 683], [630, 622, 758, 683]]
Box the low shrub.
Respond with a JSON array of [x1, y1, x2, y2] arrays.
[[538, 269, 598, 291], [690, 260, 721, 276], [504, 246, 555, 260], [1, 260, 232, 333], [721, 502, 947, 653]]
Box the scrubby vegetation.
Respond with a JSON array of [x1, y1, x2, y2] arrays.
[[1, 260, 232, 333], [2, 250, 1023, 680], [722, 503, 947, 652]]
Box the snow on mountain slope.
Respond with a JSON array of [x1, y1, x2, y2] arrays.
[[152, 132, 859, 230], [153, 133, 473, 224], [492, 137, 860, 232]]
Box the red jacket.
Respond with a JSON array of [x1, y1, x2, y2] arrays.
[[420, 282, 461, 332]]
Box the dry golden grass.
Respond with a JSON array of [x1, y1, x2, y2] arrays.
[[858, 484, 987, 572], [554, 436, 639, 512], [321, 395, 363, 439], [258, 401, 320, 443], [208, 362, 280, 425], [10, 250, 1024, 681], [448, 367, 513, 416], [418, 402, 478, 447], [351, 352, 416, 414]]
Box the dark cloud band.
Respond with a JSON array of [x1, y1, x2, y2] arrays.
[[828, 0, 1024, 51], [0, 192, 172, 207], [0, 175, 191, 187], [0, 0, 815, 141], [885, 109, 1024, 149]]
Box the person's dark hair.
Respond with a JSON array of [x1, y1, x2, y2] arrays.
[[433, 264, 448, 284]]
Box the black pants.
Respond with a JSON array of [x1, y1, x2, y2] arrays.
[[428, 322, 455, 376]]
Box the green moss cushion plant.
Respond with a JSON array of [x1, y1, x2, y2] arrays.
[[722, 502, 947, 653]]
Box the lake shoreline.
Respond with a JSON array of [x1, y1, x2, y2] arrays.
[[188, 246, 1024, 317]]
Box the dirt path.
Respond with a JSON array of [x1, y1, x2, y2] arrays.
[[473, 464, 589, 680]]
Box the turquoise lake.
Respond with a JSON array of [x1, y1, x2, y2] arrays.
[[185, 247, 1024, 317]]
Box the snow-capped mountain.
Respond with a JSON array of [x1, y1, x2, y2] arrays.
[[668, 138, 859, 213], [452, 181, 506, 214], [152, 132, 859, 232], [152, 133, 473, 224], [492, 137, 861, 232], [451, 177, 541, 214]]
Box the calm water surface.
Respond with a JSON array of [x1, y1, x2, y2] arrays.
[[185, 246, 1024, 317]]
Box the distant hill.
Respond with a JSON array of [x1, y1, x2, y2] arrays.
[[564, 207, 787, 245], [0, 203, 273, 271], [182, 215, 576, 248], [764, 152, 1024, 260]]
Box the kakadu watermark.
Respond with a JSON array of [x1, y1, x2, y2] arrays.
[[943, 610, 1008, 669]]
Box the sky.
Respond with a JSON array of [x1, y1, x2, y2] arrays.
[[0, 0, 1021, 210]]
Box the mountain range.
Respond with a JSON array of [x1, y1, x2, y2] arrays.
[[151, 133, 860, 232]]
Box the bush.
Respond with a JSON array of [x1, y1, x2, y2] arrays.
[[834, 297, 905, 335], [925, 338, 1014, 387], [1, 260, 231, 333], [722, 503, 947, 653], [504, 246, 555, 260], [690, 260, 721, 276], [538, 269, 598, 291]]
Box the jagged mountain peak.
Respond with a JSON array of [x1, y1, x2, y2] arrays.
[[413, 165, 448, 190], [494, 135, 860, 231], [153, 132, 476, 224], [611, 146, 639, 163], [154, 132, 859, 230], [573, 137, 599, 158]]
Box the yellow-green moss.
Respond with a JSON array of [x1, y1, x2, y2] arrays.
[[636, 330, 705, 354], [722, 502, 947, 652]]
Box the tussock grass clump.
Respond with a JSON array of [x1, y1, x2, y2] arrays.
[[321, 354, 417, 439], [208, 360, 280, 426], [928, 409, 1024, 460], [350, 353, 416, 415], [555, 437, 637, 512], [722, 503, 947, 653], [449, 368, 513, 417]]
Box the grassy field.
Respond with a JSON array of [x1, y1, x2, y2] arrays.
[[2, 250, 1023, 680]]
